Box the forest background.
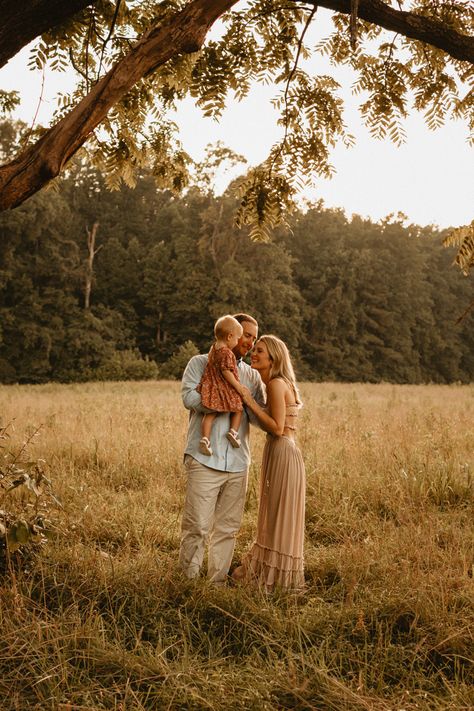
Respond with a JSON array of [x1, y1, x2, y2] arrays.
[[0, 117, 472, 386]]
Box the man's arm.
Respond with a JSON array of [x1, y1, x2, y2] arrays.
[[243, 367, 266, 428], [181, 355, 213, 414], [251, 372, 266, 408]]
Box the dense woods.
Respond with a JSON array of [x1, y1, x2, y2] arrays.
[[0, 121, 472, 385]]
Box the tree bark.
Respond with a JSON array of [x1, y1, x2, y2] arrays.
[[0, 0, 97, 69], [0, 0, 238, 212], [302, 0, 474, 64], [84, 221, 100, 310]]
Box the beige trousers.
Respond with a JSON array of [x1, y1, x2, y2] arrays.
[[179, 456, 248, 583]]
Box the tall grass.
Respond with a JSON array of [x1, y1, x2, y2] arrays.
[[1, 381, 473, 709]]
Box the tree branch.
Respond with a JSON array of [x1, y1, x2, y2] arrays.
[[297, 0, 474, 64], [0, 0, 97, 68], [0, 0, 238, 211], [271, 6, 317, 172], [97, 0, 123, 79], [1, 0, 472, 215]]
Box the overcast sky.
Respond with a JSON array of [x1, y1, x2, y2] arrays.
[[1, 8, 472, 229]]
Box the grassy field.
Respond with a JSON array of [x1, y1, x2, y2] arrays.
[[1, 380, 473, 710]]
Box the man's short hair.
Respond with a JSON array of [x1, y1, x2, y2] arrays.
[[232, 313, 258, 327]]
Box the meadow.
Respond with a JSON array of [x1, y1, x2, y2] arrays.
[[1, 380, 473, 710]]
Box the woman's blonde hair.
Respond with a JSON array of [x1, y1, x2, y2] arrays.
[[258, 335, 302, 405]]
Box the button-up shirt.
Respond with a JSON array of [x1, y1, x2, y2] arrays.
[[181, 354, 265, 473]]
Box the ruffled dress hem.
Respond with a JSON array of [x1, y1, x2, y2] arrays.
[[241, 542, 305, 591]]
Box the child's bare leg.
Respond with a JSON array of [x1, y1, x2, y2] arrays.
[[229, 410, 242, 433], [201, 412, 217, 440], [226, 411, 242, 448], [200, 413, 217, 456]]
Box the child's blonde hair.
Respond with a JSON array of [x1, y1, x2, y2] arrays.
[[214, 315, 243, 340]]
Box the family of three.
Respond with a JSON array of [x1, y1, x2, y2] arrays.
[[179, 312, 306, 593]]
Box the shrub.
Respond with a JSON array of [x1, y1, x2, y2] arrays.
[[160, 340, 199, 380], [94, 349, 159, 381], [0, 425, 61, 570]]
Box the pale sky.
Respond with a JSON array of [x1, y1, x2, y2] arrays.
[[1, 8, 473, 229]]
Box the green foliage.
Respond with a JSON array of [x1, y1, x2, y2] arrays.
[[234, 168, 296, 242], [0, 135, 473, 385], [192, 141, 247, 193], [322, 4, 473, 145], [160, 340, 199, 380], [444, 220, 474, 275], [0, 90, 20, 115], [8, 0, 471, 236], [94, 349, 159, 381], [279, 206, 474, 383], [0, 425, 60, 565]]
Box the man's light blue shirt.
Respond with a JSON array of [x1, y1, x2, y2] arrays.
[[181, 354, 265, 473]]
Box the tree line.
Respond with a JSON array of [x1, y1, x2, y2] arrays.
[[0, 126, 472, 384]]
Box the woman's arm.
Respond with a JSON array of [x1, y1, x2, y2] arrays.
[[241, 379, 287, 436]]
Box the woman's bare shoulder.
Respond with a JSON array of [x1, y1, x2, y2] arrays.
[[268, 377, 298, 405], [267, 378, 289, 395]]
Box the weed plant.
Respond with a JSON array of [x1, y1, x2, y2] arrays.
[[0, 381, 473, 709]]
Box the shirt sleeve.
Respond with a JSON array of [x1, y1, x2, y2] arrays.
[[246, 369, 267, 428], [219, 347, 237, 372], [181, 355, 214, 414], [251, 371, 266, 407]]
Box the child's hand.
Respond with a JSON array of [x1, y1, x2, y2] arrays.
[[240, 386, 253, 404]]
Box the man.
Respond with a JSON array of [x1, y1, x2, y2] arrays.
[[179, 313, 265, 584]]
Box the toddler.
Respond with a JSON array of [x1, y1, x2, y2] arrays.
[[197, 315, 245, 456]]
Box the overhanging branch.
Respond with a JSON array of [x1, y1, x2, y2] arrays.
[[297, 0, 474, 64], [1, 0, 473, 215], [0, 0, 98, 68], [0, 0, 238, 211]]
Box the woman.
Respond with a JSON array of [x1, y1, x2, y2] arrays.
[[232, 335, 305, 592]]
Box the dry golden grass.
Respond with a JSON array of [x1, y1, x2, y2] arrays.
[[1, 380, 473, 710]]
